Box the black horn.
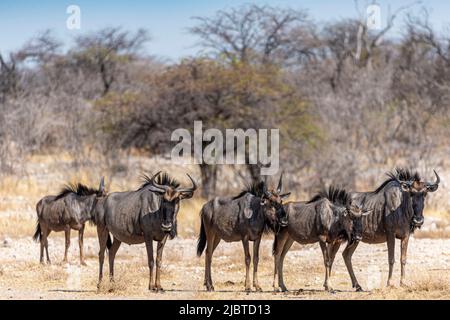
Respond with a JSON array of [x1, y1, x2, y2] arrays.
[[426, 170, 440, 192], [149, 171, 169, 193], [277, 172, 283, 193], [176, 173, 198, 194], [99, 176, 105, 193]]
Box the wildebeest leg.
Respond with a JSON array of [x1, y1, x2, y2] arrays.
[[43, 228, 51, 264], [154, 235, 168, 292], [63, 227, 70, 263], [242, 238, 251, 292], [144, 237, 155, 291], [319, 240, 332, 291], [39, 224, 47, 264], [278, 237, 294, 292], [204, 234, 218, 291], [272, 230, 289, 291], [342, 241, 362, 291], [108, 237, 122, 284], [78, 225, 87, 266], [252, 237, 262, 292], [96, 226, 109, 288], [386, 233, 396, 287], [400, 236, 410, 287], [328, 242, 341, 276]]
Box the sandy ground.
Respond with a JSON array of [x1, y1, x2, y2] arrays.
[[0, 235, 449, 300]]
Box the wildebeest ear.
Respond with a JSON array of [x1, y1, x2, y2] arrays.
[[244, 195, 254, 219], [280, 192, 291, 199], [148, 185, 166, 194], [386, 187, 402, 213], [146, 193, 161, 213], [244, 208, 254, 219]]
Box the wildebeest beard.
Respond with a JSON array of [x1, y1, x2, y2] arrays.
[[263, 205, 285, 234], [169, 221, 177, 239]]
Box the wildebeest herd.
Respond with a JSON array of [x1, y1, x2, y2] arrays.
[[33, 168, 440, 293]]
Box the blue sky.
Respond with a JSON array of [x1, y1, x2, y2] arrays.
[[1, 0, 449, 61]]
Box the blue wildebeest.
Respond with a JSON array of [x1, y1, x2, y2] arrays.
[[272, 186, 370, 292], [95, 172, 197, 291], [33, 178, 106, 265], [197, 175, 291, 292], [329, 168, 440, 291]]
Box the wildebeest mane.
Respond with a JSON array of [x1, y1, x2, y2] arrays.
[[55, 183, 101, 200], [307, 185, 351, 206], [139, 172, 180, 190], [372, 168, 421, 194], [233, 181, 265, 200]]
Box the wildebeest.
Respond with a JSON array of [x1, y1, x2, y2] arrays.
[[272, 186, 370, 292], [33, 178, 106, 265], [95, 171, 197, 291], [330, 168, 440, 290], [197, 175, 291, 292]]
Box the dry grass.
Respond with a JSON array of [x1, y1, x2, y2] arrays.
[[1, 154, 450, 299], [414, 229, 450, 239], [0, 215, 35, 239], [1, 237, 449, 300]]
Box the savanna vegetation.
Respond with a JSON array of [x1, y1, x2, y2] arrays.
[[0, 3, 449, 217]]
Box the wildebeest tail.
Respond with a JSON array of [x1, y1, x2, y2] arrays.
[[106, 233, 112, 250], [272, 235, 278, 256], [33, 200, 43, 242], [197, 213, 207, 257], [33, 223, 41, 242]]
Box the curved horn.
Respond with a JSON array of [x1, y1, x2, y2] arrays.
[[426, 170, 440, 192], [176, 173, 198, 193], [262, 182, 271, 198], [149, 171, 170, 192], [99, 176, 105, 192], [277, 172, 283, 193]]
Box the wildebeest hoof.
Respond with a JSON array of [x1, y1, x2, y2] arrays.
[[254, 286, 262, 292], [206, 285, 215, 292], [155, 286, 164, 293], [386, 282, 395, 288], [355, 284, 363, 292]]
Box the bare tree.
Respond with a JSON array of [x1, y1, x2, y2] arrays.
[[73, 27, 150, 96], [190, 4, 310, 64]]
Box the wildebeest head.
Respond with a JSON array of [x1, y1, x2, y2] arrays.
[[389, 168, 440, 229], [341, 200, 371, 243], [145, 171, 197, 234], [260, 173, 291, 228], [311, 186, 370, 243]]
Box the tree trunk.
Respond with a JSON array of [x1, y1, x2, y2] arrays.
[[246, 164, 262, 184], [199, 164, 218, 199]]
